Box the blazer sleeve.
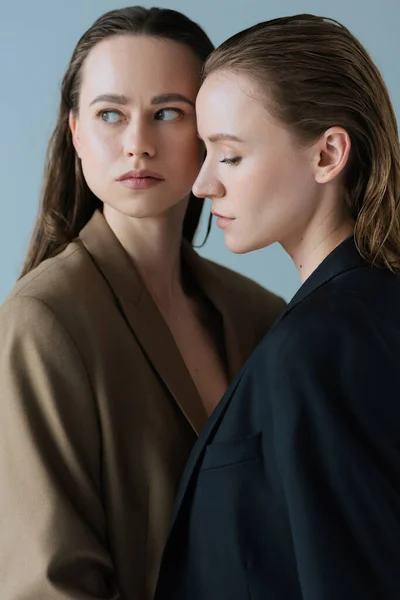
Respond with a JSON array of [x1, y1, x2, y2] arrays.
[[266, 300, 400, 599], [0, 295, 123, 599]]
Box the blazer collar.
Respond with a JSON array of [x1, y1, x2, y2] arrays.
[[283, 236, 367, 317], [79, 210, 254, 435]]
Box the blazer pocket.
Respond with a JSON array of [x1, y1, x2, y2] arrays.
[[201, 432, 262, 471]]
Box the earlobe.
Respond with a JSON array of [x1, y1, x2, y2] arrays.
[[68, 111, 81, 158], [315, 127, 351, 184]]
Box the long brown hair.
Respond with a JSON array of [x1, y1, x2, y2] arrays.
[[21, 6, 214, 278], [204, 14, 400, 271]]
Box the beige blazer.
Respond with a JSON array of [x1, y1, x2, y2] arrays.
[[0, 211, 285, 600]]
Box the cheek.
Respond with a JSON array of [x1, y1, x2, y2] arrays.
[[166, 128, 203, 175], [78, 125, 120, 199], [80, 123, 118, 165], [187, 138, 204, 170], [224, 160, 264, 201], [243, 153, 297, 203], [280, 157, 316, 204]]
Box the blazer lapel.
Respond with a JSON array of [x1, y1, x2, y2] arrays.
[[169, 367, 245, 531], [79, 211, 208, 435], [166, 247, 268, 531], [79, 212, 266, 437], [182, 243, 256, 380], [168, 236, 370, 530]]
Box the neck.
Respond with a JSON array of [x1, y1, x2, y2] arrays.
[[103, 203, 188, 309], [283, 192, 355, 283]]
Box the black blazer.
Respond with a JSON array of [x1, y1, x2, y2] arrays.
[[155, 237, 400, 600]]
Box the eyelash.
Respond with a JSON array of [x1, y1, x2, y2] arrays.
[[155, 107, 184, 120], [96, 109, 123, 123], [220, 157, 241, 165], [95, 107, 184, 123]]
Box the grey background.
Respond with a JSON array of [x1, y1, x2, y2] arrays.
[[1, 0, 398, 302]]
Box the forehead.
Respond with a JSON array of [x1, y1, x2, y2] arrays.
[[80, 35, 201, 100], [196, 71, 269, 131]]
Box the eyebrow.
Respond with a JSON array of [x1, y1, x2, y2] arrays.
[[89, 92, 194, 107], [90, 94, 128, 106], [151, 93, 194, 107], [199, 133, 245, 143]]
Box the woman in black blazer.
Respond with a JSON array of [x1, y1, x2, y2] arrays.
[[155, 14, 400, 600]]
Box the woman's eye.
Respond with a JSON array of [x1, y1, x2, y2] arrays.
[[220, 157, 242, 165], [97, 110, 123, 124], [155, 108, 183, 121]]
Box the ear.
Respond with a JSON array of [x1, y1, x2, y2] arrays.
[[314, 127, 351, 184], [68, 110, 81, 158]]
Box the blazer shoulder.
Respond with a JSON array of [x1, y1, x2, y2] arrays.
[[4, 240, 101, 308], [285, 267, 395, 329], [261, 282, 400, 440], [0, 293, 83, 362], [276, 281, 387, 366]]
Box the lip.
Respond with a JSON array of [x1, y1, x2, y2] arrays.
[[116, 169, 164, 181], [211, 210, 235, 230], [116, 169, 165, 191]]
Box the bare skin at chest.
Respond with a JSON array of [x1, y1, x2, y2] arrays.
[[159, 293, 229, 416], [104, 205, 230, 417]]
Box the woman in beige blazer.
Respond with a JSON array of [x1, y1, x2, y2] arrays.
[[0, 7, 285, 600]]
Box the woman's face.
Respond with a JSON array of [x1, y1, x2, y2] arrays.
[[193, 70, 322, 254], [70, 35, 203, 219]]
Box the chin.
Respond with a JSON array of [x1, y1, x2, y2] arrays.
[[105, 194, 185, 219], [224, 231, 273, 254], [224, 237, 257, 255]]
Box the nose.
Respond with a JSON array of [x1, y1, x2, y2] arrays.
[[192, 162, 225, 199], [123, 120, 156, 159]]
